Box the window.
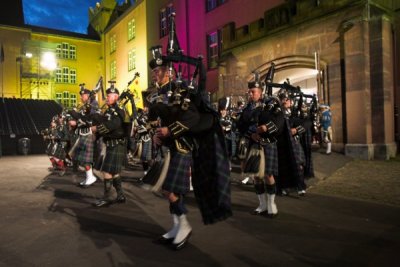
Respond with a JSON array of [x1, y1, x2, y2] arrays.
[[207, 30, 221, 69], [69, 45, 76, 59], [55, 68, 62, 83], [56, 92, 76, 108], [70, 94, 77, 107], [55, 92, 62, 104], [110, 34, 116, 53], [128, 18, 136, 41], [128, 49, 136, 71], [56, 42, 76, 59], [206, 0, 225, 12], [159, 5, 175, 38], [110, 60, 116, 79], [62, 91, 70, 107], [62, 67, 69, 83], [62, 43, 69, 59], [70, 69, 76, 84], [56, 44, 62, 58], [56, 67, 76, 84]]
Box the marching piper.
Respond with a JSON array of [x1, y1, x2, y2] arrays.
[[236, 73, 284, 217], [90, 82, 127, 207], [68, 85, 99, 187]]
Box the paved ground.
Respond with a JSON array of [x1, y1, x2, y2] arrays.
[[0, 152, 399, 267], [309, 152, 400, 207]]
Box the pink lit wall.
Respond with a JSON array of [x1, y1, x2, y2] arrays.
[[158, 0, 285, 92]]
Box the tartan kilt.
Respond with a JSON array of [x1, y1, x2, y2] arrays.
[[162, 150, 191, 194], [51, 142, 67, 160], [100, 142, 126, 175], [262, 142, 279, 176], [70, 134, 95, 165], [140, 139, 152, 161], [293, 139, 305, 166], [46, 141, 55, 156]]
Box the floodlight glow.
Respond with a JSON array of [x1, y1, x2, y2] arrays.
[[40, 52, 57, 70], [25, 52, 33, 58]]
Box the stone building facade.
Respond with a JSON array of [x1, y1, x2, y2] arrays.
[[219, 0, 400, 160]]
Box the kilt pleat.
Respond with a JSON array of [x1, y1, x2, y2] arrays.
[[162, 151, 191, 194], [70, 134, 95, 165], [100, 142, 126, 175], [140, 140, 152, 161], [263, 142, 278, 176], [51, 142, 67, 160], [46, 141, 55, 156]]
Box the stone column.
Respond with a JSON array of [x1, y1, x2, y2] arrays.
[[344, 14, 396, 159]]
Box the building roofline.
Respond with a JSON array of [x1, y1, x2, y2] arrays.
[[103, 0, 144, 34], [25, 24, 101, 41]]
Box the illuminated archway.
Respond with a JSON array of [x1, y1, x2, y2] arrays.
[[248, 55, 328, 103]]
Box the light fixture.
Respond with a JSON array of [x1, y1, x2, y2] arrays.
[[40, 52, 57, 70]]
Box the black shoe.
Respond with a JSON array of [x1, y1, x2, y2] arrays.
[[114, 195, 126, 204], [79, 183, 94, 189], [268, 213, 278, 218], [93, 199, 112, 208], [156, 236, 174, 245], [298, 190, 306, 196], [251, 209, 268, 215], [171, 231, 192, 251]]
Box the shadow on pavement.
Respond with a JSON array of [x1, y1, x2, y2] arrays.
[[38, 171, 223, 267]]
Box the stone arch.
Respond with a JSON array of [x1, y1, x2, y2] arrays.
[[248, 54, 329, 103]]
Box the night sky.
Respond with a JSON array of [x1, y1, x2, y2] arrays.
[[23, 0, 127, 34]]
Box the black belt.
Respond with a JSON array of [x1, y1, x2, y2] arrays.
[[259, 136, 277, 145], [105, 138, 126, 147]]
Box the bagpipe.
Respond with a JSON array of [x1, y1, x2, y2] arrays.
[[40, 127, 54, 141], [238, 68, 281, 174], [217, 96, 234, 133], [66, 76, 105, 130], [90, 76, 105, 101], [236, 67, 270, 161], [114, 73, 144, 138], [263, 65, 321, 136], [119, 72, 140, 120]]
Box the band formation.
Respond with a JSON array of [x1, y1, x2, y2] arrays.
[[40, 13, 332, 251]]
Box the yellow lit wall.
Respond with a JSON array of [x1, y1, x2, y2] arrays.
[[104, 0, 148, 98], [30, 32, 102, 99], [0, 25, 31, 98], [103, 0, 173, 101]]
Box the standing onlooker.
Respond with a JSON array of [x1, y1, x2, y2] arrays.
[[320, 104, 332, 155]]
